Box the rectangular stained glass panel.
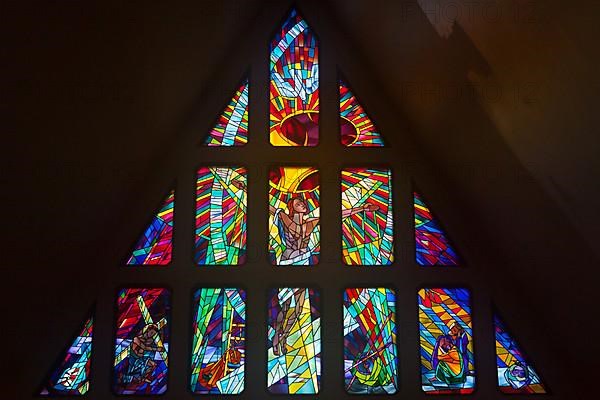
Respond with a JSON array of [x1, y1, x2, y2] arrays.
[[342, 168, 394, 265], [268, 167, 319, 265], [418, 288, 475, 394], [113, 288, 170, 395], [269, 9, 319, 146], [190, 288, 246, 394], [195, 167, 247, 265], [344, 288, 398, 394], [267, 288, 321, 394]]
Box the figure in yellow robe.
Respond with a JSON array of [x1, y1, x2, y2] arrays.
[[432, 323, 469, 385]]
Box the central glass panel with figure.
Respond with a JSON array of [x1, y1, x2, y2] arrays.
[[268, 166, 320, 266], [267, 288, 321, 394]]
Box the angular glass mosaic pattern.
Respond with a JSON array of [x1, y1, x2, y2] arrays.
[[269, 167, 320, 265], [342, 168, 393, 265], [267, 288, 321, 394], [419, 288, 475, 394], [190, 288, 246, 394], [126, 190, 174, 266], [339, 80, 384, 146], [40, 314, 93, 396], [495, 312, 546, 394], [344, 288, 398, 394], [204, 79, 249, 146], [414, 191, 459, 266], [113, 288, 170, 395], [270, 9, 319, 146], [195, 167, 247, 265]]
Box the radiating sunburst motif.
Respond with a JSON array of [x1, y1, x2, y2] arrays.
[[339, 80, 385, 146], [270, 9, 319, 146]]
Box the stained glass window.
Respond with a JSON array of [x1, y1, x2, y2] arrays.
[[112, 288, 170, 395], [268, 166, 320, 265], [267, 288, 321, 394], [195, 167, 247, 265], [494, 312, 546, 394], [418, 288, 475, 394], [339, 80, 385, 146], [40, 314, 93, 396], [270, 9, 319, 146], [204, 79, 249, 146], [126, 190, 174, 266], [414, 191, 459, 266], [342, 168, 393, 265], [190, 288, 246, 394], [344, 288, 398, 394]]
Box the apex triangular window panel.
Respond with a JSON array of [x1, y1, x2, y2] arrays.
[[204, 78, 249, 146], [40, 312, 93, 396], [126, 189, 174, 266], [494, 311, 547, 394], [270, 9, 319, 146], [339, 79, 385, 147]]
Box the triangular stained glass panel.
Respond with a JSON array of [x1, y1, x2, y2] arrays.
[[126, 189, 174, 265], [494, 312, 547, 394], [40, 314, 93, 396], [414, 191, 459, 266], [269, 8, 319, 146], [204, 79, 249, 146], [339, 80, 385, 146]]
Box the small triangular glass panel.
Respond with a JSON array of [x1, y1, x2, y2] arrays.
[[127, 189, 174, 265], [40, 314, 93, 396], [339, 79, 385, 146], [414, 191, 459, 266]]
